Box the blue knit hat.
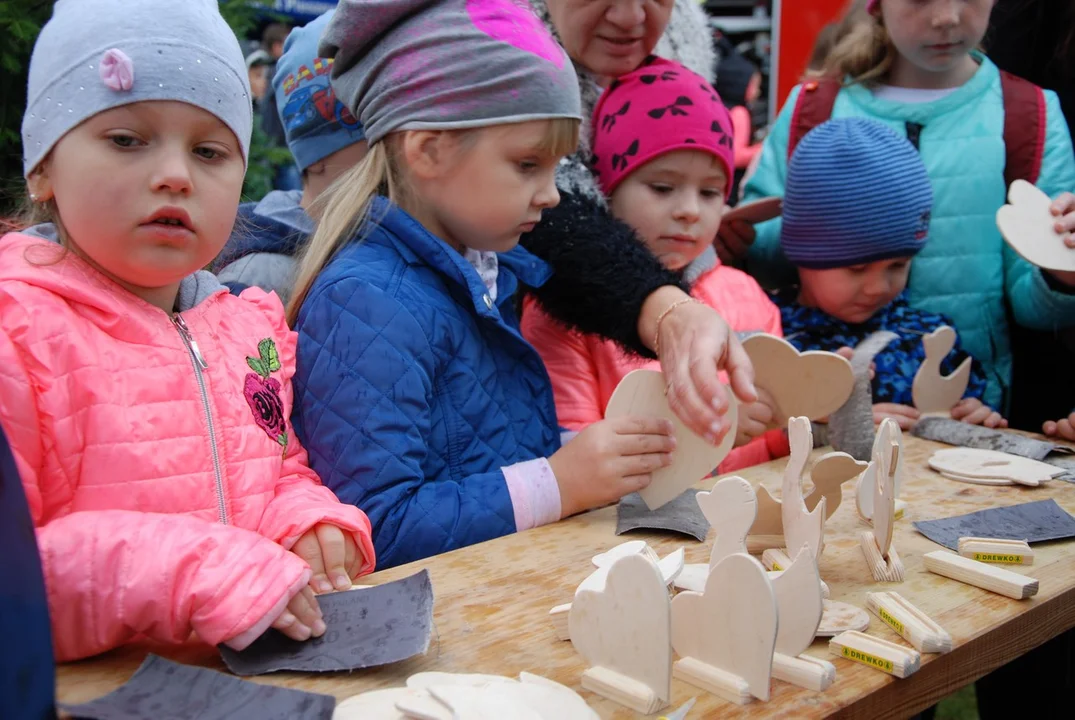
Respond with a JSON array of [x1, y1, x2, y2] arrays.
[[781, 118, 933, 269], [273, 11, 366, 173]]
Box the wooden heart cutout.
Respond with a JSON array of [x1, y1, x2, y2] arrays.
[[334, 687, 421, 720], [771, 546, 824, 657], [742, 334, 855, 422], [605, 369, 737, 510], [569, 552, 672, 706], [671, 553, 778, 701], [782, 417, 827, 559], [997, 179, 1075, 272], [912, 326, 973, 414], [805, 452, 869, 519], [696, 477, 757, 568], [856, 419, 904, 521], [424, 677, 597, 720]]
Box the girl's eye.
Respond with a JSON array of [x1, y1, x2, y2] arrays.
[[108, 134, 141, 149], [648, 183, 673, 195], [701, 188, 723, 199], [518, 160, 538, 173], [194, 146, 222, 161]]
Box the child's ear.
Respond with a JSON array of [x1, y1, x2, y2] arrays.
[[401, 131, 452, 180], [26, 165, 54, 204]]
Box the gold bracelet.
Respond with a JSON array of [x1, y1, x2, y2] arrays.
[[653, 297, 699, 357]]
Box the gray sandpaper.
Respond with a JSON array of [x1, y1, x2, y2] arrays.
[[617, 490, 709, 541], [913, 499, 1075, 550], [829, 331, 898, 460], [912, 417, 1075, 482], [61, 654, 335, 720], [219, 569, 433, 676]]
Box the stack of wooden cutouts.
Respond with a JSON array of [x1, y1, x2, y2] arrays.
[[928, 447, 1065, 487]]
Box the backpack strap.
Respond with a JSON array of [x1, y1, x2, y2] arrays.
[[788, 77, 843, 160], [999, 70, 1046, 186]]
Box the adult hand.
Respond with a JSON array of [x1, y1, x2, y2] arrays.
[[647, 290, 758, 445], [1048, 192, 1075, 286], [1043, 412, 1075, 442], [714, 216, 757, 266], [291, 523, 363, 595], [873, 403, 920, 431], [950, 398, 1008, 428]]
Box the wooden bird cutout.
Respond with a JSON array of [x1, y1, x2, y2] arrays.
[[782, 417, 827, 560], [804, 452, 869, 519], [856, 418, 904, 522], [912, 326, 972, 414], [696, 477, 758, 568]]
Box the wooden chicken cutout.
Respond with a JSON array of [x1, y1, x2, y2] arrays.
[[604, 369, 737, 510], [782, 417, 827, 561], [911, 326, 973, 414], [859, 438, 904, 582], [856, 418, 904, 522], [671, 553, 778, 705], [569, 552, 672, 714], [696, 477, 757, 568], [770, 547, 836, 691], [742, 334, 855, 423], [996, 179, 1075, 272]]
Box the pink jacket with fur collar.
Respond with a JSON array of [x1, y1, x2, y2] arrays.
[[0, 232, 374, 662]]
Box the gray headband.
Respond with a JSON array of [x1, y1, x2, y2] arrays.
[[319, 0, 582, 146]]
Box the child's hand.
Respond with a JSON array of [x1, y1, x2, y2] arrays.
[[550, 416, 676, 518], [736, 387, 776, 446], [1043, 412, 1075, 441], [873, 403, 920, 431], [291, 523, 363, 595], [950, 398, 1007, 428], [270, 585, 326, 642], [714, 216, 757, 266], [834, 346, 875, 379], [1051, 192, 1075, 244]]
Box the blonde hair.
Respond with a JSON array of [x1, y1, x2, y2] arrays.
[[810, 0, 897, 86], [286, 117, 580, 325]]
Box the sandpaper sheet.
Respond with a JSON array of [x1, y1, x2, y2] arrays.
[[617, 490, 710, 542], [61, 654, 335, 720], [913, 499, 1075, 550], [219, 569, 433, 676]]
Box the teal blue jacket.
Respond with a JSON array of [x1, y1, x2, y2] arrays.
[[743, 55, 1075, 409]]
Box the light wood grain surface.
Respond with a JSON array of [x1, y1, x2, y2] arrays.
[[55, 435, 1075, 718]]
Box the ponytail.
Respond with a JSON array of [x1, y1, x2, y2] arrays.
[[810, 1, 897, 86]]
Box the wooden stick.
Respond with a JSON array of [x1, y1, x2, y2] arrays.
[[923, 551, 1038, 600], [746, 534, 785, 554], [761, 548, 792, 571], [771, 653, 836, 691], [582, 666, 667, 715], [549, 603, 571, 641], [866, 592, 952, 654], [958, 537, 1034, 566], [828, 631, 921, 678], [673, 657, 753, 706], [858, 531, 905, 582]]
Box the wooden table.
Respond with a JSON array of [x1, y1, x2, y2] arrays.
[[56, 435, 1075, 718]]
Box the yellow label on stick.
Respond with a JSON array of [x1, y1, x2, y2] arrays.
[[771, 562, 783, 571], [878, 607, 904, 635], [973, 552, 1024, 564], [842, 646, 894, 673]]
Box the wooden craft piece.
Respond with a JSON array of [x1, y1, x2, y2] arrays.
[[418, 675, 599, 720], [770, 547, 835, 692], [722, 196, 783, 225], [334, 688, 420, 720], [569, 552, 672, 713], [517, 672, 600, 720], [816, 601, 870, 637], [859, 438, 904, 582], [782, 417, 827, 560], [671, 554, 778, 705], [741, 335, 855, 422], [929, 448, 1064, 487], [856, 419, 904, 522], [866, 592, 952, 654], [805, 452, 869, 519], [911, 326, 973, 414], [549, 603, 572, 641], [696, 477, 757, 568], [605, 369, 737, 510], [958, 537, 1034, 565], [938, 471, 1019, 487], [672, 563, 707, 593], [828, 631, 921, 679], [996, 179, 1075, 272], [923, 551, 1039, 600], [761, 549, 830, 597]]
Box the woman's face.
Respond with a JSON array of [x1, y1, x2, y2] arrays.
[[545, 0, 674, 79]]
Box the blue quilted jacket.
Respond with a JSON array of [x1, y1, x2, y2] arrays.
[[743, 55, 1075, 410], [293, 197, 561, 569]]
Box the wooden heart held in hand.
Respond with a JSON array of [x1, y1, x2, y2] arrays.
[[742, 334, 854, 422], [997, 179, 1075, 272], [569, 552, 672, 705], [605, 369, 737, 510]]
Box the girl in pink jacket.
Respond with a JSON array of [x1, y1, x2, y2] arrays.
[[523, 57, 789, 472], [0, 0, 374, 663]]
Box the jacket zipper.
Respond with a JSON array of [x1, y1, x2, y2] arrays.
[[172, 313, 228, 525]]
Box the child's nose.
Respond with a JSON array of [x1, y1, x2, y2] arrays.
[[931, 0, 961, 27], [674, 195, 701, 223], [151, 151, 193, 195], [534, 174, 561, 210]]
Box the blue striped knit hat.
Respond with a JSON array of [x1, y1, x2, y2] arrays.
[[781, 118, 933, 269]]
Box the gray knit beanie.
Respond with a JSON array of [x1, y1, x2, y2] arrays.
[[319, 0, 581, 146], [22, 0, 252, 176]]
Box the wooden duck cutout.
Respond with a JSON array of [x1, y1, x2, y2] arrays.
[[912, 326, 972, 414], [782, 417, 827, 560]]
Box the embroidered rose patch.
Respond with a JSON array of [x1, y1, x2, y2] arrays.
[[244, 338, 288, 452]]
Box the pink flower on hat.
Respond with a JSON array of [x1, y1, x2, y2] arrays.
[[99, 48, 134, 92], [466, 0, 565, 68]]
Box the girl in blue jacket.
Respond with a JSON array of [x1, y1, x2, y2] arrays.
[[719, 0, 1075, 415], [288, 0, 677, 569]]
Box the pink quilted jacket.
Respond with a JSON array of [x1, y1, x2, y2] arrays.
[[0, 233, 375, 662], [523, 261, 790, 472]]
